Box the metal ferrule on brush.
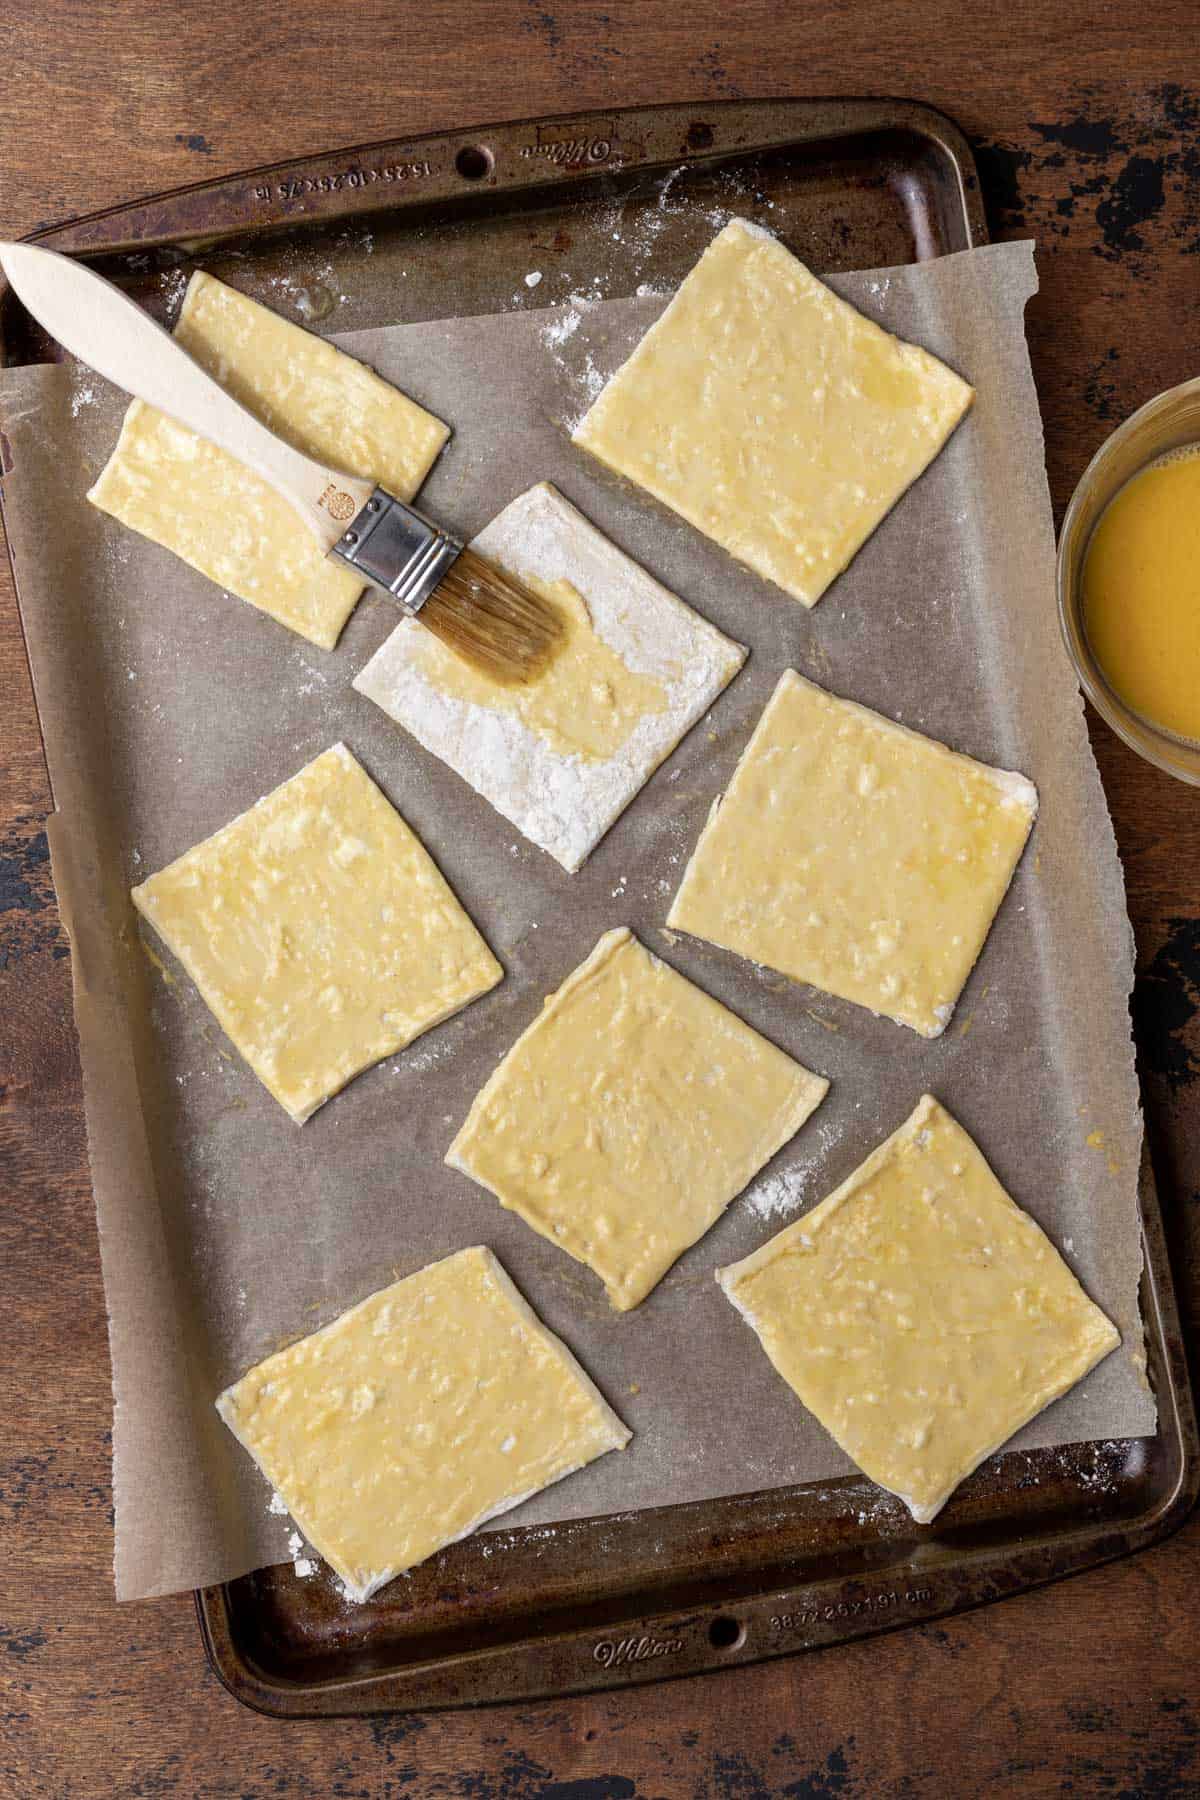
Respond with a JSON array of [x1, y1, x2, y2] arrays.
[[330, 488, 462, 612]]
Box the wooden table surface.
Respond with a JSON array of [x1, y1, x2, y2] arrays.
[[3, 5, 1199, 1794]]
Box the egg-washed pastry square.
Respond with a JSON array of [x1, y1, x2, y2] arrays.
[[132, 742, 501, 1122], [447, 927, 829, 1310], [217, 1246, 630, 1600], [353, 482, 746, 871], [88, 270, 449, 649], [668, 669, 1037, 1038], [572, 218, 973, 608], [718, 1095, 1119, 1524]]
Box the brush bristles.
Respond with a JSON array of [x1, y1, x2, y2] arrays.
[[419, 548, 566, 685]]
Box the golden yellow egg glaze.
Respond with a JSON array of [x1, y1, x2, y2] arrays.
[[1083, 446, 1200, 742]]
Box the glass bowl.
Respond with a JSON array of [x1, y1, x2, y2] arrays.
[[1057, 376, 1200, 784]]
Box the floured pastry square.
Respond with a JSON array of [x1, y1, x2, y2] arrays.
[[132, 742, 501, 1122], [447, 926, 829, 1310], [572, 218, 973, 607], [89, 271, 449, 648], [718, 1095, 1119, 1523], [217, 1246, 629, 1599], [353, 481, 746, 870], [668, 669, 1037, 1037]]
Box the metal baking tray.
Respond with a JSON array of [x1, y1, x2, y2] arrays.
[[1, 99, 1194, 1716]]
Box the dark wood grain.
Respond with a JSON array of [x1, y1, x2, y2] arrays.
[[3, 6, 1200, 1794]]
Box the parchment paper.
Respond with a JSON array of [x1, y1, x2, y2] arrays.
[[0, 240, 1155, 1603]]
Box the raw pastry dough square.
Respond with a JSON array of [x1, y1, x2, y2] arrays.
[[668, 669, 1037, 1037], [353, 482, 746, 870], [447, 926, 829, 1310], [718, 1095, 1119, 1524], [572, 218, 974, 607], [217, 1246, 629, 1600], [132, 742, 501, 1122], [89, 271, 449, 648]]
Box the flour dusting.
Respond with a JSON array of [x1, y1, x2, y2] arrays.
[[744, 1163, 815, 1224], [541, 306, 584, 350]]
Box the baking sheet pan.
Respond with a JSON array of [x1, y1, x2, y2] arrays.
[[1, 99, 1194, 1714]]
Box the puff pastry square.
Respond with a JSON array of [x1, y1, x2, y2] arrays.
[[447, 927, 828, 1309], [354, 482, 745, 870], [668, 669, 1037, 1037], [572, 218, 973, 607], [89, 271, 449, 648], [132, 743, 501, 1121], [718, 1095, 1119, 1523], [217, 1246, 629, 1599]]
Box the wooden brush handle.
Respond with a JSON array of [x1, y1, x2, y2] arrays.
[[0, 239, 374, 551]]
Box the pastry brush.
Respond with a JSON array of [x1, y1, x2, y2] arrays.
[[0, 240, 563, 685]]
